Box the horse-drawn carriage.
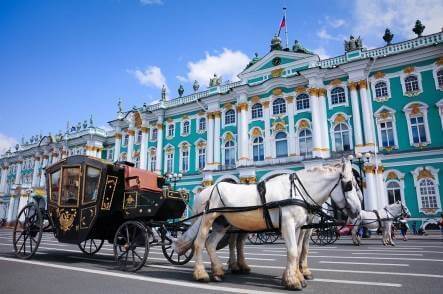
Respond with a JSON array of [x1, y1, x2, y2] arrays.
[[12, 155, 194, 271]]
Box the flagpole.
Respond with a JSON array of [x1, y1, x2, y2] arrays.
[[283, 7, 288, 48]]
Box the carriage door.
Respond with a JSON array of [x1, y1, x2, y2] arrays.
[[57, 166, 82, 236], [79, 165, 101, 231]]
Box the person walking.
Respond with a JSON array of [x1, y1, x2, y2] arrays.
[[399, 220, 409, 241], [439, 213, 443, 237], [412, 222, 417, 235]]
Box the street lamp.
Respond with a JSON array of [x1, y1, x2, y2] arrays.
[[350, 152, 372, 201], [165, 172, 183, 190]]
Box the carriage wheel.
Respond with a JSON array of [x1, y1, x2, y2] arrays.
[[113, 221, 149, 272], [13, 203, 43, 259], [78, 239, 104, 256], [162, 230, 194, 265], [310, 228, 322, 246], [259, 232, 279, 244], [247, 233, 262, 244]]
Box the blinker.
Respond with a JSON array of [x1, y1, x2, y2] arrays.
[[342, 180, 353, 192]]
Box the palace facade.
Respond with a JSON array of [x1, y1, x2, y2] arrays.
[[1, 30, 443, 229]]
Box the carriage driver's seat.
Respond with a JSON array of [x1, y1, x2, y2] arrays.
[[123, 166, 163, 193]]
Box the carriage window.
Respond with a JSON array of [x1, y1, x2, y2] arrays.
[[50, 170, 60, 202], [83, 166, 101, 204], [60, 167, 81, 206]]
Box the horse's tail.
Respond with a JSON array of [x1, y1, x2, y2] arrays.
[[174, 216, 202, 255]]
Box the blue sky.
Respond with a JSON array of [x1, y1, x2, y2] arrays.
[[0, 0, 442, 152]]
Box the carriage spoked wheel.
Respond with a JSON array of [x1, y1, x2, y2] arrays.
[[13, 203, 43, 259], [78, 239, 104, 256], [113, 221, 149, 272], [259, 232, 279, 244], [247, 233, 261, 244], [162, 229, 194, 265]]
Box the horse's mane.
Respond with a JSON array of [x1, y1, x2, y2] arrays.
[[305, 163, 342, 175]]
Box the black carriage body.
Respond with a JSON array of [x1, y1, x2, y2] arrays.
[[45, 155, 187, 244]]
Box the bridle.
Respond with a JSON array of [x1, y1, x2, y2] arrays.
[[384, 202, 409, 220], [327, 165, 359, 213]]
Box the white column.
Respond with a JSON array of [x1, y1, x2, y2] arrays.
[[318, 89, 330, 157], [155, 123, 163, 173], [359, 80, 376, 147], [308, 88, 322, 158], [39, 155, 48, 187], [127, 129, 135, 162], [213, 112, 221, 166], [31, 156, 41, 188], [139, 127, 149, 170], [263, 101, 272, 159], [6, 196, 16, 223], [287, 97, 296, 156], [0, 166, 8, 193], [349, 82, 363, 148], [14, 161, 22, 185], [113, 133, 122, 162], [239, 103, 249, 161], [375, 164, 387, 209], [206, 113, 214, 166], [363, 164, 378, 210]]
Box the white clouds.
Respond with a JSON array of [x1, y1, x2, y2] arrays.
[[176, 75, 188, 83], [353, 0, 443, 41], [0, 133, 17, 155], [325, 16, 346, 28], [129, 66, 168, 92], [313, 47, 331, 60], [185, 48, 250, 87], [139, 0, 163, 5], [317, 28, 340, 41]]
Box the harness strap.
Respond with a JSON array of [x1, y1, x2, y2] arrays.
[[373, 210, 382, 228], [256, 181, 274, 230]]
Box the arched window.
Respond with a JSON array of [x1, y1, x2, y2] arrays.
[[151, 128, 158, 141], [252, 136, 264, 161], [386, 181, 402, 204], [166, 152, 174, 173], [275, 132, 288, 158], [273, 98, 286, 115], [182, 121, 190, 135], [437, 69, 443, 88], [251, 103, 263, 119], [299, 129, 312, 157], [198, 148, 206, 169], [224, 140, 236, 167], [410, 116, 427, 144], [405, 75, 419, 92], [374, 81, 388, 98], [136, 130, 142, 144], [334, 123, 351, 151], [181, 149, 189, 172], [331, 87, 346, 105], [167, 124, 175, 137], [123, 134, 129, 146], [296, 93, 310, 110], [149, 153, 156, 171], [419, 179, 438, 209], [198, 117, 206, 131], [225, 109, 236, 125], [380, 121, 395, 147]]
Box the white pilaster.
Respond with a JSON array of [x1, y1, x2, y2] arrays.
[[14, 161, 22, 185], [309, 88, 322, 158], [206, 113, 214, 166], [139, 126, 149, 170], [375, 164, 387, 209], [39, 155, 48, 187], [263, 101, 272, 159], [359, 80, 376, 148], [318, 89, 330, 157], [239, 103, 249, 162], [113, 133, 122, 162], [363, 164, 378, 210], [0, 167, 8, 193], [287, 97, 296, 156], [127, 129, 135, 162], [155, 123, 163, 173], [349, 82, 363, 148], [213, 112, 221, 166], [31, 156, 41, 188]]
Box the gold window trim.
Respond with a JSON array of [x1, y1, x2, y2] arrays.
[[49, 169, 61, 203], [58, 165, 82, 208], [101, 175, 118, 210], [82, 164, 102, 206]]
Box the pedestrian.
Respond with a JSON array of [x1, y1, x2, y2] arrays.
[[412, 222, 417, 235], [399, 220, 409, 241], [439, 213, 443, 237]]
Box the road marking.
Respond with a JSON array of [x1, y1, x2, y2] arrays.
[[0, 256, 282, 294], [311, 279, 401, 287], [309, 255, 443, 262], [319, 261, 409, 267], [351, 252, 423, 256]]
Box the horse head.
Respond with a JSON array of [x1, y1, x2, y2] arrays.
[[335, 158, 362, 219]]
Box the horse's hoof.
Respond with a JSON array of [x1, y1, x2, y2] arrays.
[[301, 279, 307, 288], [303, 274, 313, 280], [284, 283, 303, 291], [239, 267, 251, 274], [193, 271, 210, 283], [195, 276, 210, 283], [213, 275, 223, 282]]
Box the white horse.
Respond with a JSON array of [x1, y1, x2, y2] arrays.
[[178, 160, 361, 290], [350, 201, 411, 246]]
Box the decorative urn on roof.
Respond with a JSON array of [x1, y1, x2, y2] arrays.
[[412, 20, 425, 37], [192, 80, 200, 92], [383, 28, 394, 45], [270, 34, 282, 51]]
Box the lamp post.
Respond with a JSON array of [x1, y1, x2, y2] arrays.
[[350, 152, 372, 208], [165, 172, 183, 190]]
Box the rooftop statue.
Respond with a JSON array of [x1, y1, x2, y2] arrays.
[[270, 34, 282, 51], [209, 74, 222, 87], [178, 84, 184, 97], [161, 85, 167, 101], [83, 120, 88, 129], [117, 98, 123, 113], [245, 53, 261, 69], [413, 20, 425, 37], [344, 35, 363, 52], [292, 40, 312, 54], [383, 28, 394, 45], [193, 80, 200, 92]]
